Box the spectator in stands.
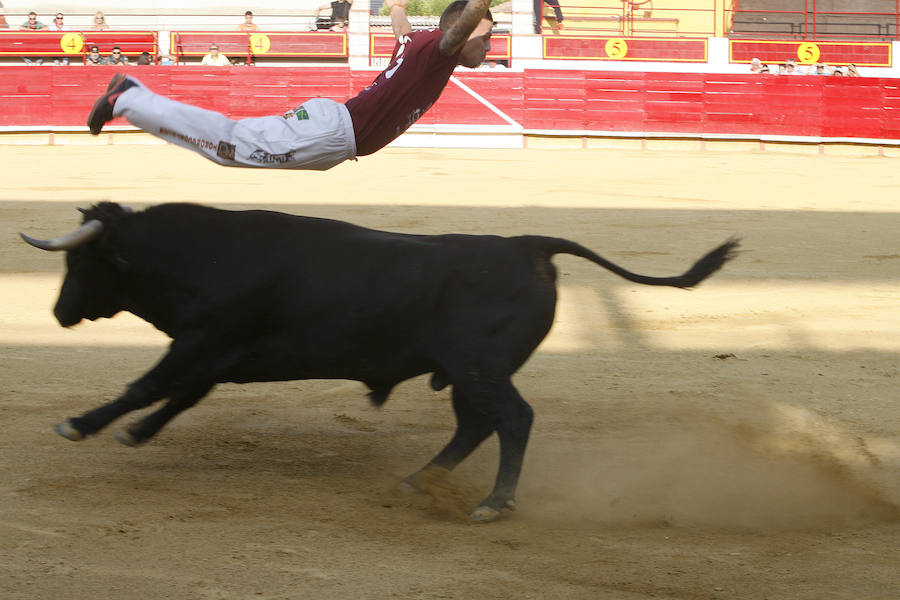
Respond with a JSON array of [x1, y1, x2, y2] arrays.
[[20, 11, 46, 30], [0, 1, 8, 29], [847, 64, 861, 77], [91, 10, 109, 30], [544, 0, 564, 27], [533, 0, 563, 33], [759, 64, 770, 74], [106, 46, 129, 65], [239, 10, 258, 31], [49, 12, 67, 31], [85, 45, 106, 65], [48, 13, 71, 64], [136, 51, 153, 65], [314, 0, 351, 30], [832, 66, 845, 76], [200, 44, 231, 66], [86, 0, 495, 170], [749, 57, 762, 73], [20, 11, 47, 64]]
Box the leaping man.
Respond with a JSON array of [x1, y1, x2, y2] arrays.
[[86, 0, 493, 170]]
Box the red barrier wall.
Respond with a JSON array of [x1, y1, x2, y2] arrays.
[[1, 66, 898, 141]]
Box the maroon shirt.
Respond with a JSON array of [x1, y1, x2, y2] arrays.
[[345, 28, 462, 156]]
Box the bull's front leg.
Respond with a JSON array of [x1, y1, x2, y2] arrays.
[[113, 383, 214, 446], [54, 333, 218, 442]]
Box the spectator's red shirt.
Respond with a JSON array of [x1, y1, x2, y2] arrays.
[[345, 28, 461, 156]]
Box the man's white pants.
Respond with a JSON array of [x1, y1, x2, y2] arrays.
[[113, 79, 357, 170]]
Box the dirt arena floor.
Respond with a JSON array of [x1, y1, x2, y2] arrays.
[[1, 142, 899, 599]]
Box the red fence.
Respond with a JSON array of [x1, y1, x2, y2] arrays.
[[1, 67, 898, 141]]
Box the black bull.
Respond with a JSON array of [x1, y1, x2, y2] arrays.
[[22, 202, 738, 522]]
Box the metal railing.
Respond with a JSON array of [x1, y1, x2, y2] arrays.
[[727, 0, 900, 41]]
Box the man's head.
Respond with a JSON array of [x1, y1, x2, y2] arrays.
[[440, 0, 494, 68], [244, 10, 253, 22], [89, 45, 100, 56], [209, 44, 219, 56], [439, 1, 493, 31], [54, 13, 64, 25], [27, 11, 37, 23]]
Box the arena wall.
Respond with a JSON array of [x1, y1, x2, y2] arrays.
[[2, 66, 899, 148]]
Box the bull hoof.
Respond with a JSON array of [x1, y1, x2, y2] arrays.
[[54, 421, 85, 442], [470, 499, 516, 523], [398, 479, 421, 495], [471, 505, 502, 522], [114, 429, 143, 447]]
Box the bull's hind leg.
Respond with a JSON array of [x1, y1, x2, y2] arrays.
[[403, 387, 495, 491], [114, 383, 214, 446], [470, 382, 534, 522], [404, 378, 534, 523]]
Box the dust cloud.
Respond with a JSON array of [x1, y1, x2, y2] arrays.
[[520, 398, 900, 530]]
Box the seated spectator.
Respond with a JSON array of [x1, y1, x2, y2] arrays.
[[49, 12, 67, 31], [314, 0, 351, 30], [832, 66, 845, 76], [85, 45, 106, 65], [239, 10, 258, 31], [91, 10, 109, 30], [759, 64, 770, 74], [812, 62, 831, 76], [749, 57, 762, 73], [200, 44, 231, 66], [47, 12, 71, 65], [106, 46, 129, 65], [20, 11, 47, 64], [847, 64, 861, 77], [136, 51, 153, 65], [20, 11, 46, 30]]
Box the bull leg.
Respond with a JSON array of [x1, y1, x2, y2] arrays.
[[472, 383, 534, 522], [405, 378, 534, 523], [403, 388, 495, 490], [55, 334, 226, 441], [114, 383, 214, 446]]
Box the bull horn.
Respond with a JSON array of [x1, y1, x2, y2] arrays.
[[19, 219, 104, 251]]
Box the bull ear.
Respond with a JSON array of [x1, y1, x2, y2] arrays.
[[19, 219, 104, 251]]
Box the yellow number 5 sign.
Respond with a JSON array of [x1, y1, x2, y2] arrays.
[[605, 38, 628, 59], [797, 42, 820, 65]]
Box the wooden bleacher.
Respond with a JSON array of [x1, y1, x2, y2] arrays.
[[0, 31, 157, 63], [170, 31, 347, 63]]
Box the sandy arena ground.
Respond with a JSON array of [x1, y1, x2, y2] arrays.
[[1, 142, 899, 599]]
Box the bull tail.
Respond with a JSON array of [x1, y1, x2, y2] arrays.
[[526, 236, 740, 289]]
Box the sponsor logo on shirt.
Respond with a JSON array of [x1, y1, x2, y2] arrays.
[[283, 106, 310, 121], [249, 149, 296, 164], [216, 141, 236, 161]]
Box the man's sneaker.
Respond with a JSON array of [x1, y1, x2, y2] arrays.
[[86, 73, 139, 135]]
